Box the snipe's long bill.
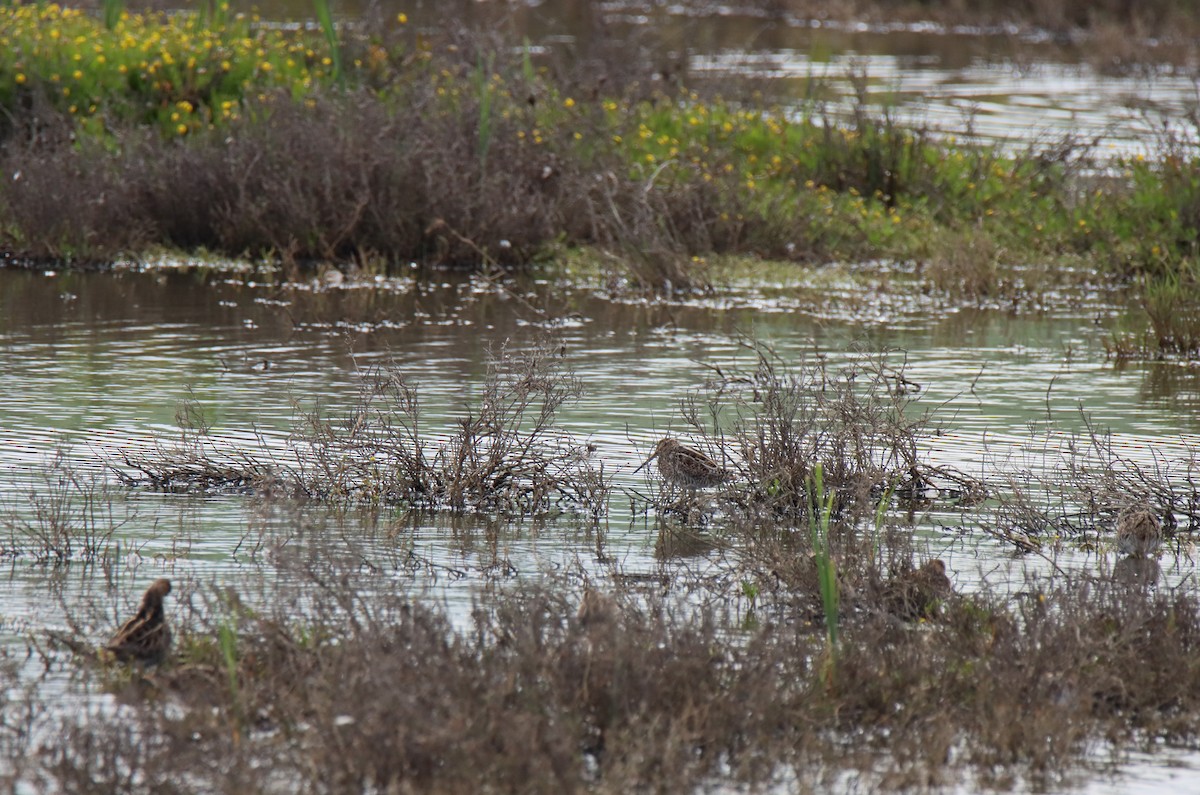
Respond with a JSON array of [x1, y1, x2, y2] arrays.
[[634, 438, 730, 489]]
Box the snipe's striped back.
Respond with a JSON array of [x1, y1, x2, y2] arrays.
[[634, 438, 730, 489], [1116, 507, 1162, 558], [106, 578, 173, 665]]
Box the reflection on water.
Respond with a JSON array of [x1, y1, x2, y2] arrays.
[[2, 265, 1199, 789]]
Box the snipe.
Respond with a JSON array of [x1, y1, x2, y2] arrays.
[[1116, 506, 1162, 558], [105, 578, 173, 665], [885, 559, 953, 621], [634, 438, 730, 490]]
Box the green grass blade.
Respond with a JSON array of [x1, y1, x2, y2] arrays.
[[102, 0, 123, 30], [313, 0, 344, 89]]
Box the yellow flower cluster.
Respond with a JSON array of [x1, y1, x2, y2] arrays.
[[0, 1, 339, 136]]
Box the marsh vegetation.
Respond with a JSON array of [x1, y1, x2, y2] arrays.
[[3, 1, 1200, 792], [0, 326, 1190, 790], [1, 0, 1200, 353], [13, 505, 1200, 793]]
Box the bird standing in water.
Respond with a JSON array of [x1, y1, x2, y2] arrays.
[[105, 578, 173, 665], [634, 438, 730, 490], [1116, 506, 1162, 558]]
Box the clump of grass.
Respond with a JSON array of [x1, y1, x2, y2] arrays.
[[920, 225, 1004, 301], [698, 338, 960, 519], [1142, 271, 1200, 357], [26, 554, 1200, 793], [0, 453, 130, 566], [117, 343, 608, 518], [1104, 265, 1200, 361]]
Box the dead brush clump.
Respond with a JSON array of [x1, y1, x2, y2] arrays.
[[125, 86, 577, 271], [26, 563, 1200, 793], [291, 344, 606, 516], [0, 82, 717, 295], [118, 344, 607, 518], [675, 338, 973, 523], [0, 109, 151, 264], [0, 453, 131, 566], [0, 77, 588, 269], [116, 441, 281, 496], [981, 411, 1190, 554]]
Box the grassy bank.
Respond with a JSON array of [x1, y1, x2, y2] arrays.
[[1, 4, 1200, 345]]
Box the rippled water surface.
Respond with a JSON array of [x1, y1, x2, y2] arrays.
[[2, 264, 1200, 790], [4, 3, 1200, 787]]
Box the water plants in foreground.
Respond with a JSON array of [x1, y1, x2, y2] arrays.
[[25, 553, 1200, 793]]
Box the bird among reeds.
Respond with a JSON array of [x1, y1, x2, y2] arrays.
[[576, 588, 616, 630], [105, 578, 173, 665], [1116, 506, 1162, 558], [634, 438, 730, 490], [885, 559, 953, 621]]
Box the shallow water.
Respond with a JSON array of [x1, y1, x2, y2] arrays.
[[1, 264, 1199, 786], [2, 265, 1197, 593]]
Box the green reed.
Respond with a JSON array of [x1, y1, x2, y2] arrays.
[[872, 477, 896, 568], [217, 612, 243, 726], [313, 0, 343, 88], [199, 0, 230, 30], [808, 463, 839, 651], [475, 53, 495, 172], [101, 0, 122, 29]]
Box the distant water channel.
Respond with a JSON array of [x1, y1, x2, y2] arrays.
[[256, 0, 1200, 157]]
